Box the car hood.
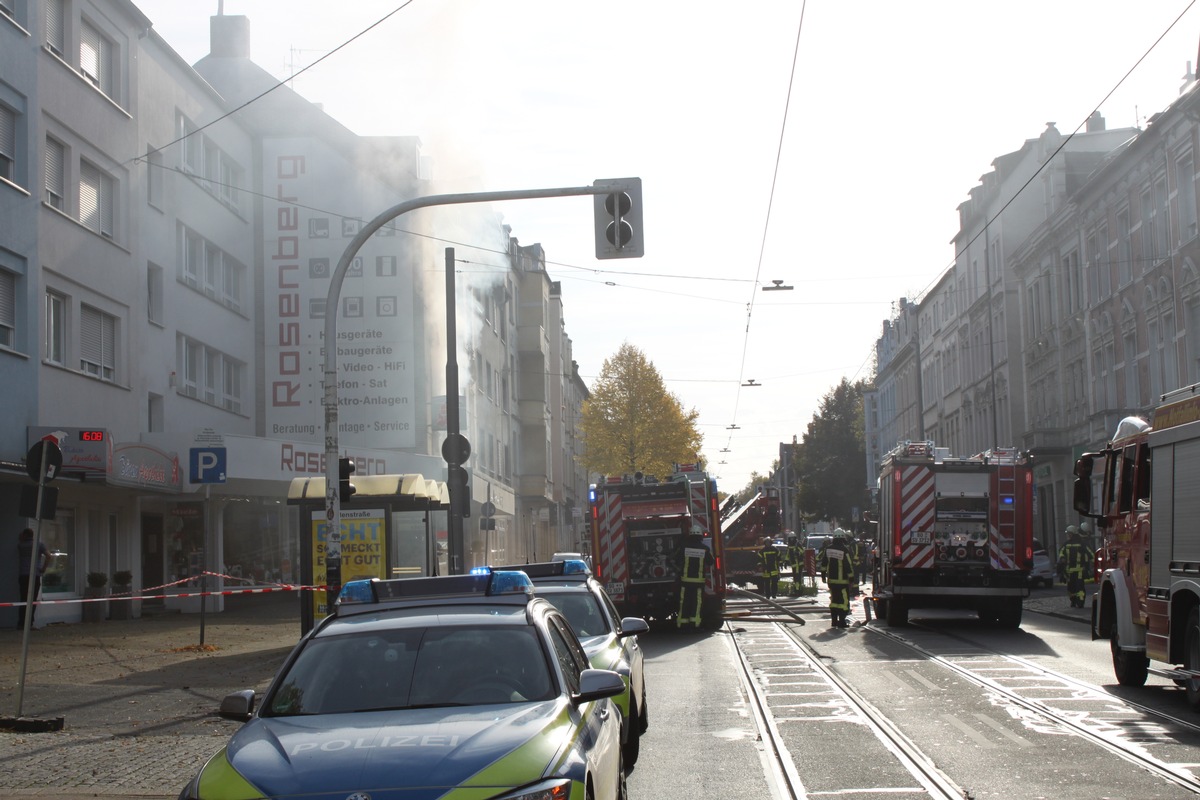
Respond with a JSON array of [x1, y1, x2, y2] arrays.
[[218, 700, 573, 800]]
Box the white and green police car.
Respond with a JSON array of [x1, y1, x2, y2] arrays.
[[494, 560, 648, 768], [178, 569, 628, 800]]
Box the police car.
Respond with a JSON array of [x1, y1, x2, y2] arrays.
[[495, 560, 648, 767], [178, 570, 628, 800]]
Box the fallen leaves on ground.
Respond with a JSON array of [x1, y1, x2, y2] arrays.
[[164, 644, 221, 653]]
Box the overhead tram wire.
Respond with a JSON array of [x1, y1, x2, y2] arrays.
[[906, 0, 1198, 308], [724, 0, 809, 458], [130, 1, 418, 168]]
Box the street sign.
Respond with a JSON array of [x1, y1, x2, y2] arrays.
[[481, 500, 496, 517], [25, 440, 62, 484], [189, 447, 227, 484], [441, 433, 471, 464]]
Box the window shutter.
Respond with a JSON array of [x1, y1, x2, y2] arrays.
[[45, 0, 64, 54], [80, 162, 100, 231], [100, 172, 113, 237], [100, 312, 115, 375], [80, 305, 101, 368], [0, 270, 14, 330], [80, 23, 101, 87], [0, 106, 14, 176], [44, 138, 63, 208]]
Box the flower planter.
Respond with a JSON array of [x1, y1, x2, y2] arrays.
[[109, 586, 133, 620], [82, 586, 109, 622]]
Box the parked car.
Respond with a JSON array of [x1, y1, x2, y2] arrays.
[[1030, 539, 1056, 587], [179, 570, 628, 800], [496, 559, 648, 767]]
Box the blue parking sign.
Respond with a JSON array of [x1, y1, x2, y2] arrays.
[[190, 447, 227, 484]]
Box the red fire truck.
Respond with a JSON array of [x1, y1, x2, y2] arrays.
[[875, 441, 1034, 627], [589, 464, 727, 629], [721, 486, 783, 587], [1074, 384, 1200, 703]]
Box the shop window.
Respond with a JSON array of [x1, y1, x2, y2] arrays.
[[40, 509, 76, 594]]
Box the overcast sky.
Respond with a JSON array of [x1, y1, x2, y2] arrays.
[[137, 0, 1200, 494]]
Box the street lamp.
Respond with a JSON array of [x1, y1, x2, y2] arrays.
[[762, 279, 793, 291]]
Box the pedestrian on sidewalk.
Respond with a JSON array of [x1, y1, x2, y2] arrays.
[[17, 527, 50, 629]]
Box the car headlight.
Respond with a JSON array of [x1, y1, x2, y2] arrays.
[[493, 778, 574, 800]]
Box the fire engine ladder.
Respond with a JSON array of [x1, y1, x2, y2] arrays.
[[995, 461, 1017, 556]]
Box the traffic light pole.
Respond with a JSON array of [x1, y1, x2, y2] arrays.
[[322, 182, 630, 598]]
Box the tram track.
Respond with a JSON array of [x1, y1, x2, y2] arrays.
[[727, 617, 966, 800], [862, 620, 1200, 795]]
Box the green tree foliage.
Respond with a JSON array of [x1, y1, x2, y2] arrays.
[[581, 342, 703, 478], [792, 378, 867, 525]]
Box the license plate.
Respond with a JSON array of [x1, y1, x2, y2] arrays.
[[606, 581, 626, 599], [910, 530, 931, 545]]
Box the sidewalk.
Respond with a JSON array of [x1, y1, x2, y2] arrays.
[[0, 593, 304, 799]]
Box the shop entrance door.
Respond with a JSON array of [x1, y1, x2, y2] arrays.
[[141, 514, 164, 609]]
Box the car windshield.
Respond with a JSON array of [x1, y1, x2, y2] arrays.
[[542, 592, 610, 638], [264, 625, 554, 716]]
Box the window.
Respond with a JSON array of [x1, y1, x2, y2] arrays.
[[178, 334, 243, 413], [176, 111, 241, 210], [147, 146, 163, 208], [40, 510, 75, 594], [1178, 154, 1197, 242], [45, 291, 64, 364], [79, 160, 113, 238], [0, 269, 13, 347], [79, 304, 115, 380], [0, 104, 14, 182], [44, 137, 64, 210], [80, 21, 113, 97], [0, 0, 15, 21], [147, 263, 163, 324], [44, 0, 64, 56], [179, 224, 243, 311]]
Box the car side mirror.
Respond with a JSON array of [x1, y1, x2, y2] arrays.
[[618, 617, 649, 637], [218, 690, 256, 722], [572, 668, 625, 705]]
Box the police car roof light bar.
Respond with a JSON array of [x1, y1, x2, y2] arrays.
[[493, 560, 591, 579], [336, 571, 534, 607]]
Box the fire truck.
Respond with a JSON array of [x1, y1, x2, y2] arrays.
[[1074, 383, 1200, 704], [589, 464, 727, 629], [721, 486, 783, 587], [875, 441, 1034, 628]]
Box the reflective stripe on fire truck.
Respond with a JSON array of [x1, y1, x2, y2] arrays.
[[598, 493, 628, 597], [899, 464, 936, 568]]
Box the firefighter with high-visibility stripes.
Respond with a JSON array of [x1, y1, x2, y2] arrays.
[[757, 536, 781, 598], [820, 530, 858, 628], [677, 533, 713, 628], [1057, 525, 1094, 608]]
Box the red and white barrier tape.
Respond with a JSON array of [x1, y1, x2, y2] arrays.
[[0, 572, 329, 608]]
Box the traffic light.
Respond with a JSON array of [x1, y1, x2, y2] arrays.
[[338, 457, 356, 503], [448, 464, 471, 518], [593, 177, 643, 260]]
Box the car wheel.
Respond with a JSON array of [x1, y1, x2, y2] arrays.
[[637, 693, 649, 735], [1111, 626, 1149, 687], [616, 750, 629, 800], [1185, 610, 1200, 710], [622, 705, 641, 768]]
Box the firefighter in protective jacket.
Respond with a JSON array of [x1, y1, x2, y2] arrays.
[[820, 530, 858, 628], [757, 536, 781, 598], [677, 533, 714, 628], [1057, 525, 1094, 608]]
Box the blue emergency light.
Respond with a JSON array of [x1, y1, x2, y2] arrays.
[[336, 570, 534, 607], [492, 560, 590, 579]]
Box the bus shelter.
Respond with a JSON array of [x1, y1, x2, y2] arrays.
[[288, 473, 450, 633]]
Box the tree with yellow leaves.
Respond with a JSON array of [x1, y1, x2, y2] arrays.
[[580, 342, 703, 478]]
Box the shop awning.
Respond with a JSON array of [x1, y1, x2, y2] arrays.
[[287, 473, 449, 510]]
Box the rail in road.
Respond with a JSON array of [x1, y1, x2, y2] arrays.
[[726, 598, 1200, 799]]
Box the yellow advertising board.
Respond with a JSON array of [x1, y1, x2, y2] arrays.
[[310, 508, 388, 620]]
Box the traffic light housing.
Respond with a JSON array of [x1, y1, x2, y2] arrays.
[[338, 457, 356, 504], [594, 177, 643, 260], [448, 464, 471, 518]]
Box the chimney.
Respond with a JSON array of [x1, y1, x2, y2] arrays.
[[1085, 111, 1106, 133], [210, 14, 250, 58]]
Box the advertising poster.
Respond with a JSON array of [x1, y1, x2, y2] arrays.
[[310, 508, 388, 620]]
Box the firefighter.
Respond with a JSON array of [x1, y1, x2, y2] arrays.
[[786, 535, 803, 582], [757, 536, 781, 598], [820, 530, 858, 628], [1057, 525, 1094, 608], [676, 533, 713, 628]]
